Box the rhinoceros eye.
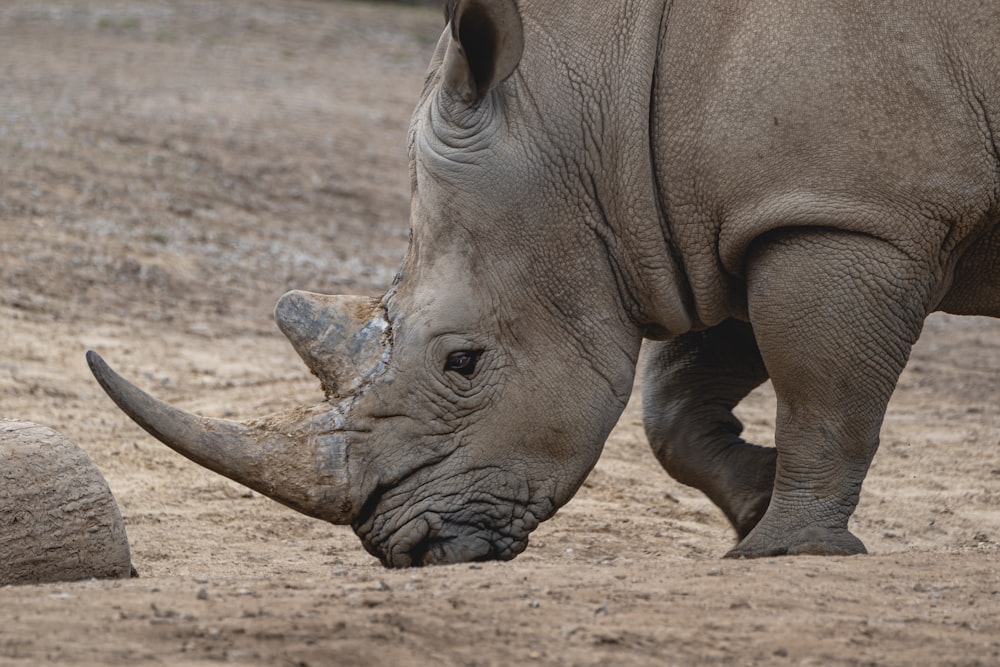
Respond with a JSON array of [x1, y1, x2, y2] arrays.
[[444, 350, 480, 376]]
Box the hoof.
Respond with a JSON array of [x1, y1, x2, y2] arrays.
[[724, 526, 867, 559]]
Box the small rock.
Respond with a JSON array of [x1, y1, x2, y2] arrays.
[[196, 587, 209, 600]]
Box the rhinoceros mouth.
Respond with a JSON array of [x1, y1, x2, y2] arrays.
[[352, 480, 535, 568], [369, 519, 527, 568], [411, 530, 497, 566]]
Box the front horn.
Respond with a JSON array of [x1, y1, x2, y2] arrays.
[[86, 351, 360, 524]]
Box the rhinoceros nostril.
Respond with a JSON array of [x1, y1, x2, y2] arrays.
[[413, 535, 440, 567], [415, 532, 494, 566]]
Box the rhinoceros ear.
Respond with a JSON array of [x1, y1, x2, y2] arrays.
[[443, 0, 523, 105]]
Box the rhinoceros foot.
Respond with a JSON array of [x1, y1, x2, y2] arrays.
[[724, 525, 867, 559]]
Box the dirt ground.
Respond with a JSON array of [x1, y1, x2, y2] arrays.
[[2, 1, 1000, 665]]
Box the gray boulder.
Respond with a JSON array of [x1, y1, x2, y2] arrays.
[[1, 420, 132, 585]]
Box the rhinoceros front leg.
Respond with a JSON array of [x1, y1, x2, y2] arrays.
[[730, 229, 931, 558], [642, 319, 775, 539]]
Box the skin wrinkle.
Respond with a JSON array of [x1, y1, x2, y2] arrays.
[[583, 172, 647, 330], [362, 463, 537, 565], [968, 94, 1000, 232], [940, 30, 1000, 213], [429, 91, 497, 155], [557, 15, 671, 332], [534, 295, 616, 394], [646, 1, 694, 333], [977, 98, 1000, 196], [426, 341, 500, 406], [507, 88, 643, 389]]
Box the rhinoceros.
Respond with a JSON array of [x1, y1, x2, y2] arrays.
[[87, 0, 999, 567]]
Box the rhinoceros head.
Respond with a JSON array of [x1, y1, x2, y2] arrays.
[[88, 0, 649, 567]]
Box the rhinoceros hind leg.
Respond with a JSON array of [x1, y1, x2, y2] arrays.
[[728, 229, 932, 559], [642, 319, 775, 539]]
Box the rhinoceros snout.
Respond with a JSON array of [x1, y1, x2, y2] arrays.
[[377, 528, 513, 568], [353, 479, 536, 568]]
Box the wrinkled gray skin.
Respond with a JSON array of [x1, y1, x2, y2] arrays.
[[88, 0, 1000, 566]]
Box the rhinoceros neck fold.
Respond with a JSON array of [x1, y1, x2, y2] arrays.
[[85, 350, 358, 524]]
